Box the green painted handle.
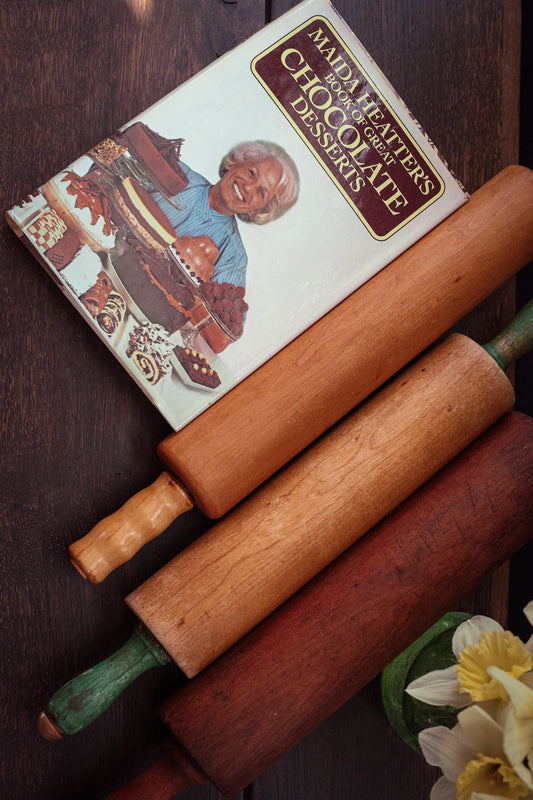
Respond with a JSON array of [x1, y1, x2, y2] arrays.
[[483, 298, 533, 370], [38, 625, 171, 739]]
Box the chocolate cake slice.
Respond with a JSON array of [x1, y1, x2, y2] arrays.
[[45, 228, 80, 269], [173, 345, 221, 389], [119, 122, 188, 197], [113, 247, 193, 334]]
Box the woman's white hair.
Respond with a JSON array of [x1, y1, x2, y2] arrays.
[[219, 140, 300, 224]]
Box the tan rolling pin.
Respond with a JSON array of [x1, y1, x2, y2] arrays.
[[39, 299, 532, 737], [69, 165, 533, 584]]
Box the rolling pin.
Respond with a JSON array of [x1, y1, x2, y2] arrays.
[[69, 165, 533, 584], [99, 411, 533, 799], [38, 300, 533, 738]]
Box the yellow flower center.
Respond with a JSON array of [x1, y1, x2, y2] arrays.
[[456, 630, 532, 701], [456, 753, 529, 800]]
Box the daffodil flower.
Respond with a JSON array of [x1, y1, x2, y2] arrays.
[[419, 704, 533, 800], [487, 665, 533, 791], [406, 603, 533, 709]]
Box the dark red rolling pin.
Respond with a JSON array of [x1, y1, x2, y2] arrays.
[[103, 411, 533, 799]]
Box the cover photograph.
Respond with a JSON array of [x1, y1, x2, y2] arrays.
[[6, 0, 468, 432]]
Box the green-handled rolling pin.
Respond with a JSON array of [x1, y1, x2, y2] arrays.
[[39, 301, 533, 740]]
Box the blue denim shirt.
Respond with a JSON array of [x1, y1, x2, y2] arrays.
[[150, 162, 248, 289]]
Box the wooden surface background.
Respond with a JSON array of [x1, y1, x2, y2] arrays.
[[1, 1, 531, 799]]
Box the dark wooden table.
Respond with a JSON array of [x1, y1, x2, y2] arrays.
[[1, 2, 531, 799]]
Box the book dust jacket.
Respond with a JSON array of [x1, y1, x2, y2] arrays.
[[6, 0, 468, 432]]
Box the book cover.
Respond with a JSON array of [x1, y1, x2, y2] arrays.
[[6, 0, 468, 432]]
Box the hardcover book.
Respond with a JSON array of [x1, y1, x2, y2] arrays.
[[6, 0, 467, 432]]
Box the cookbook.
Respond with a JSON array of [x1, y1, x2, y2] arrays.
[[6, 0, 467, 432]]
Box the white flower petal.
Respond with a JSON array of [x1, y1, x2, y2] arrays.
[[487, 666, 533, 718], [452, 615, 503, 657], [406, 665, 469, 707], [430, 775, 457, 800], [487, 669, 533, 791], [502, 711, 533, 791], [526, 633, 533, 656], [456, 704, 505, 757], [524, 601, 533, 627], [419, 725, 473, 781]]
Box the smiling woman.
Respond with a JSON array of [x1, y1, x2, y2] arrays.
[[210, 157, 284, 221], [148, 139, 300, 296], [216, 139, 300, 223]]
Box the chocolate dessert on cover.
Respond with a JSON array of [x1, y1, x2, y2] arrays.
[[58, 242, 112, 317], [200, 281, 248, 339], [7, 191, 48, 229], [112, 176, 177, 251], [116, 122, 188, 197], [87, 138, 127, 167], [173, 345, 221, 389], [112, 234, 222, 336], [42, 170, 116, 252], [126, 321, 173, 385], [80, 271, 113, 317], [26, 208, 67, 250], [97, 291, 126, 335], [45, 228, 80, 269], [173, 235, 218, 283], [113, 246, 194, 334]]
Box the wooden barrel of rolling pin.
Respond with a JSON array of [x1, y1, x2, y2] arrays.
[[39, 304, 531, 738], [69, 165, 533, 584], [126, 330, 516, 678], [104, 411, 533, 799]]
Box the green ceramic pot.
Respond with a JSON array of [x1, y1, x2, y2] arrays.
[[381, 611, 472, 752]]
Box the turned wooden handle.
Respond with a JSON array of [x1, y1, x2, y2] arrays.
[[128, 334, 516, 678], [38, 626, 171, 739], [484, 298, 533, 369], [70, 167, 533, 584], [105, 742, 206, 799], [69, 472, 193, 583], [43, 307, 531, 739]]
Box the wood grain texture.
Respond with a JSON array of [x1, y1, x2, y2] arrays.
[[1, 4, 263, 800], [159, 166, 533, 518], [158, 412, 533, 797], [69, 472, 194, 584], [0, 1, 525, 799], [129, 335, 515, 677], [102, 412, 533, 799], [67, 164, 533, 585]]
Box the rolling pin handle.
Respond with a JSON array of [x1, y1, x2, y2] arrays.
[[39, 625, 171, 739], [69, 471, 194, 583], [483, 298, 533, 370], [104, 742, 207, 799]]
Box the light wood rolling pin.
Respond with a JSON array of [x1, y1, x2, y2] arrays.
[[101, 411, 533, 799], [69, 165, 533, 584], [39, 300, 533, 738]]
